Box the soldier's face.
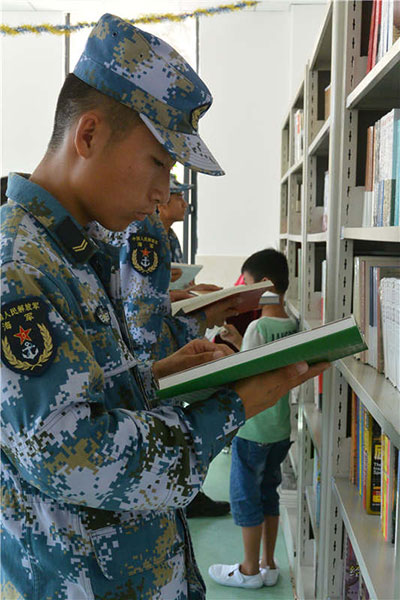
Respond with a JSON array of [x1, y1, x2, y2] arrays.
[[168, 193, 188, 222], [75, 119, 175, 231]]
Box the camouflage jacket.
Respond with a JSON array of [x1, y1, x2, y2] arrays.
[[89, 215, 206, 363], [168, 227, 184, 264], [0, 174, 245, 600]]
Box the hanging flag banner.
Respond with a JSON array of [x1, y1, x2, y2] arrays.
[[1, 1, 259, 36]]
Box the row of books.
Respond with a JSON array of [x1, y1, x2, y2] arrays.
[[353, 254, 400, 389], [350, 391, 399, 543], [366, 0, 400, 73], [342, 531, 371, 599], [362, 109, 400, 228]]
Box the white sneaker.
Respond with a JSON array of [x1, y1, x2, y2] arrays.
[[208, 563, 263, 589], [260, 564, 280, 586]]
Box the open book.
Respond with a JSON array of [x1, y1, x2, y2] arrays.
[[171, 281, 273, 316], [169, 262, 203, 290], [157, 315, 367, 399]]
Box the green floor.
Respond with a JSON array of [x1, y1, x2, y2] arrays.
[[188, 451, 295, 600]]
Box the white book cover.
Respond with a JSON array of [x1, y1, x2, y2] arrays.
[[169, 262, 203, 290]]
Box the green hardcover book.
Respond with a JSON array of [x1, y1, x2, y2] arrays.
[[157, 315, 367, 399]]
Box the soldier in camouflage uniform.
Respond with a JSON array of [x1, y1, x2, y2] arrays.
[[159, 174, 190, 264], [88, 212, 206, 365], [1, 14, 328, 600]]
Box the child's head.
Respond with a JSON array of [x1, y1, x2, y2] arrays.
[[241, 248, 289, 295]]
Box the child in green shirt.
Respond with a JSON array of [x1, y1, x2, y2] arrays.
[[209, 248, 298, 590]]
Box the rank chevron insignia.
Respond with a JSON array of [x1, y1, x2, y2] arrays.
[[72, 239, 88, 253]]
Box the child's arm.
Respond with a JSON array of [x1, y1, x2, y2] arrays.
[[220, 323, 243, 350]]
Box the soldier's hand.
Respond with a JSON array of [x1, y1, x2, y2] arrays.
[[204, 298, 240, 328], [220, 323, 242, 350], [170, 289, 194, 302], [152, 339, 233, 380], [234, 361, 331, 420], [171, 268, 183, 283]]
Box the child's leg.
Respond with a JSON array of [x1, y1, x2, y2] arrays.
[[229, 437, 269, 573], [260, 515, 279, 569], [240, 524, 263, 575], [259, 438, 292, 569]]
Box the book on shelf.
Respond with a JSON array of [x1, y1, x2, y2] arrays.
[[361, 411, 381, 514], [351, 393, 382, 513], [157, 315, 367, 400], [171, 281, 273, 316], [381, 433, 398, 543], [368, 265, 400, 372], [169, 262, 203, 290], [380, 276, 400, 389], [342, 531, 360, 600], [352, 255, 400, 365], [293, 108, 304, 164], [361, 109, 400, 227]]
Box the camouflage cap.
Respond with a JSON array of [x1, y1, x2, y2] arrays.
[[73, 13, 224, 176], [169, 173, 193, 194]]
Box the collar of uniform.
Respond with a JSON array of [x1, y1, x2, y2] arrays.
[[7, 173, 98, 264]]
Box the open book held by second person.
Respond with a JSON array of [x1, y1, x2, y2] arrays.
[[171, 281, 274, 316], [157, 315, 367, 400]]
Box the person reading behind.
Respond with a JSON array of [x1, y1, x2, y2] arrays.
[[209, 248, 298, 590]]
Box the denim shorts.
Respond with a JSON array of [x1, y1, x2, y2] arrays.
[[230, 436, 292, 527]]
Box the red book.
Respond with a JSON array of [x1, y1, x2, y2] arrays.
[[371, 0, 382, 70], [367, 0, 377, 72]]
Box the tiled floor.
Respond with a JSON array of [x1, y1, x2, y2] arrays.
[[188, 451, 295, 600]]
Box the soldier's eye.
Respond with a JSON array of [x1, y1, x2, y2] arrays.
[[153, 157, 165, 168]]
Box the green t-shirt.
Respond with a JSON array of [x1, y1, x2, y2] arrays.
[[237, 316, 298, 444]]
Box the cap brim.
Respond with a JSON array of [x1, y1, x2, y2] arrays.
[[171, 183, 194, 192], [140, 114, 225, 176]]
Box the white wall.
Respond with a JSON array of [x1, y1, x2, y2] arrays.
[[196, 2, 327, 286], [1, 12, 64, 176]]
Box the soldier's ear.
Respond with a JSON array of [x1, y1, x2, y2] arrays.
[[73, 111, 107, 159]]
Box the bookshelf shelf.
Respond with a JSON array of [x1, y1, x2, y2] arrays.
[[333, 477, 397, 600], [303, 403, 322, 456], [305, 485, 319, 545], [342, 226, 400, 243], [337, 357, 400, 448], [307, 232, 327, 243], [303, 314, 322, 331], [309, 1, 333, 71], [346, 39, 400, 110], [287, 233, 302, 243], [286, 297, 301, 320], [308, 117, 330, 157], [279, 233, 288, 240]]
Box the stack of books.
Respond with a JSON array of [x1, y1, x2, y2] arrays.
[[366, 0, 400, 73], [362, 109, 400, 228], [380, 276, 400, 389], [352, 255, 400, 383]]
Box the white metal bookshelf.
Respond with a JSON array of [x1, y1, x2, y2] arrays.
[[278, 1, 400, 598]]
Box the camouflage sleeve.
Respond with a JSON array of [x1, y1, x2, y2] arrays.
[[1, 261, 245, 511]]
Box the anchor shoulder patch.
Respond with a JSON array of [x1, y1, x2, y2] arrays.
[[1, 297, 57, 377], [130, 233, 160, 275]]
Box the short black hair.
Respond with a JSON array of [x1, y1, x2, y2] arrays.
[[241, 248, 289, 294], [47, 73, 141, 152]]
